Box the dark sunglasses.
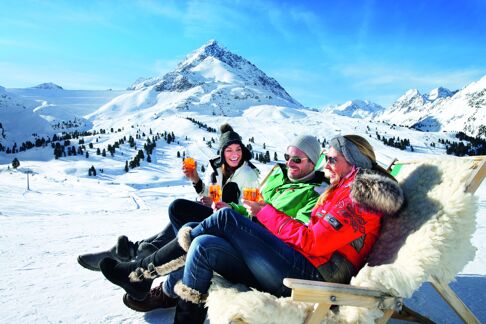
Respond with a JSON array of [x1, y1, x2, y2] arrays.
[[284, 153, 308, 164], [325, 156, 338, 165]]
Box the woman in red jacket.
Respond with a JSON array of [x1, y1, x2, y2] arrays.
[[103, 135, 404, 323], [255, 134, 405, 283]]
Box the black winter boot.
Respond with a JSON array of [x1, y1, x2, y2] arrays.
[[100, 227, 193, 299], [77, 235, 136, 271], [174, 299, 207, 324], [135, 242, 158, 259], [130, 226, 193, 280], [115, 235, 137, 260], [173, 281, 207, 324], [99, 257, 153, 301]]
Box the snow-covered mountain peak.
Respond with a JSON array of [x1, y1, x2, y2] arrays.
[[324, 99, 384, 119], [427, 87, 454, 101], [31, 82, 63, 90], [111, 40, 302, 125], [179, 40, 230, 69], [401, 88, 423, 100]]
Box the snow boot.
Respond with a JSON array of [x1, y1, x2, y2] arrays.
[[122, 282, 177, 312], [77, 235, 136, 271], [100, 227, 193, 299], [129, 226, 192, 280], [173, 281, 207, 324], [136, 242, 159, 259], [115, 235, 138, 261], [99, 257, 153, 301]]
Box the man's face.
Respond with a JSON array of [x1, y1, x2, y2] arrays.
[[286, 146, 315, 180]]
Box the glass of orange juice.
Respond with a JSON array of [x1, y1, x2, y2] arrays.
[[183, 157, 196, 172], [242, 187, 263, 202], [209, 184, 222, 203]]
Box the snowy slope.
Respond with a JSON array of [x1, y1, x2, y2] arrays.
[[0, 86, 53, 146], [1, 105, 485, 323]]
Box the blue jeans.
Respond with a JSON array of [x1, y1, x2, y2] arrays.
[[166, 208, 323, 297]]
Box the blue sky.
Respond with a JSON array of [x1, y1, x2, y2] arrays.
[[1, 0, 486, 107]]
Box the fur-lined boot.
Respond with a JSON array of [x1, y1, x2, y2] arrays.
[[173, 281, 207, 324], [99, 227, 193, 299]]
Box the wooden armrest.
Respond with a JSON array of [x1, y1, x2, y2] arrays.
[[283, 278, 402, 311]]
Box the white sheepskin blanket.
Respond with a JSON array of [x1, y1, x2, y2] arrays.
[[206, 158, 479, 323]]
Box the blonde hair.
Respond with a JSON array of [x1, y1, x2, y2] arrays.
[[317, 134, 396, 205]]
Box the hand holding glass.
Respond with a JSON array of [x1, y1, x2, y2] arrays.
[[209, 184, 222, 203], [242, 187, 263, 202], [183, 157, 196, 172]]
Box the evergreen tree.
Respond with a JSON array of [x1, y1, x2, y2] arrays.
[[96, 148, 101, 155], [125, 161, 129, 172], [201, 164, 205, 173], [265, 150, 270, 163], [274, 152, 278, 161], [11, 158, 20, 169]]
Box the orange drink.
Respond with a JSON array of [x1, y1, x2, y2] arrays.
[[183, 157, 196, 172], [242, 187, 263, 202], [209, 184, 222, 202]]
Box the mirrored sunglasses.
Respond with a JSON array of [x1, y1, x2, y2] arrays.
[[284, 153, 308, 164]]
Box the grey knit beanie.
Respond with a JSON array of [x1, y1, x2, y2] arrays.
[[288, 135, 321, 164], [330, 135, 372, 169]]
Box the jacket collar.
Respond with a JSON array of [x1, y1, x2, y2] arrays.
[[350, 169, 404, 216]]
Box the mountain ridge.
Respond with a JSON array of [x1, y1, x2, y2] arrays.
[[377, 77, 485, 137]]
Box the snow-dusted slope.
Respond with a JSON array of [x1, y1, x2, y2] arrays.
[[377, 77, 486, 137], [322, 99, 384, 119], [89, 40, 303, 129], [0, 86, 53, 145]]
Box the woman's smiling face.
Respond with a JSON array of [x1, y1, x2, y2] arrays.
[[224, 144, 243, 168], [325, 146, 353, 185]]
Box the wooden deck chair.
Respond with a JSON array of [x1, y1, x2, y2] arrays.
[[205, 155, 486, 324]]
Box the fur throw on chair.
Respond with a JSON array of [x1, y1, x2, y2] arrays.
[[206, 158, 479, 323]]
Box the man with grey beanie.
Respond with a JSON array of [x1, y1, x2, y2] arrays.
[[285, 135, 322, 182], [231, 134, 328, 224]]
